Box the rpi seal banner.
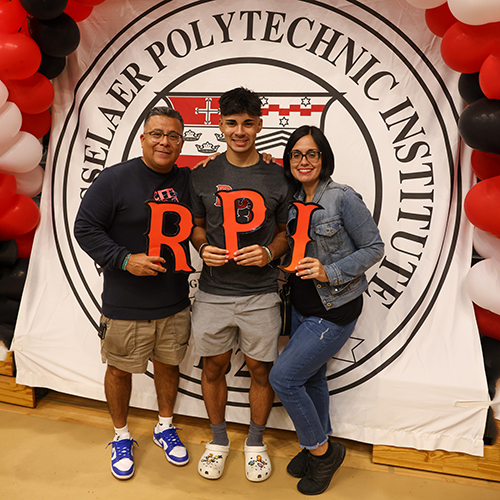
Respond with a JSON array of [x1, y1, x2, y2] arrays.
[[13, 0, 490, 456]]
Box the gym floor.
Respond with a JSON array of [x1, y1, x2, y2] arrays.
[[1, 391, 499, 500]]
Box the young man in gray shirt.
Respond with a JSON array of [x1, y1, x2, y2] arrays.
[[190, 87, 293, 482]]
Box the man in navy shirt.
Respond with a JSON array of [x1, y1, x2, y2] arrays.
[[74, 107, 191, 480]]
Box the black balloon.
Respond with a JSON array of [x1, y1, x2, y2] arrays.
[[28, 13, 80, 58], [458, 73, 486, 105], [481, 335, 500, 400], [0, 298, 20, 326], [38, 52, 67, 80], [458, 98, 500, 155], [0, 259, 29, 301], [0, 240, 18, 267], [20, 0, 68, 21], [0, 323, 15, 348]]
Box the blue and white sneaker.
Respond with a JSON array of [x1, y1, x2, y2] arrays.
[[153, 424, 189, 466], [106, 437, 137, 480]]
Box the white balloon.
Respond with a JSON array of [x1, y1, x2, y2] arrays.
[[473, 228, 500, 261], [0, 132, 43, 174], [464, 259, 500, 315], [0, 102, 23, 155], [0, 80, 8, 108], [0, 343, 8, 362], [449, 0, 500, 26], [13, 165, 44, 198], [405, 0, 446, 9]]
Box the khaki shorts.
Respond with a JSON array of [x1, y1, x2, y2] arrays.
[[191, 291, 281, 362], [100, 306, 191, 373]]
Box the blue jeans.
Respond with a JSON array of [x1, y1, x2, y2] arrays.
[[270, 306, 357, 449]]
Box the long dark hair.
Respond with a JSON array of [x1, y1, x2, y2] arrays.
[[283, 125, 335, 187]]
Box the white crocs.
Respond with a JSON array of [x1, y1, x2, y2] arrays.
[[244, 439, 272, 482], [198, 441, 230, 480]]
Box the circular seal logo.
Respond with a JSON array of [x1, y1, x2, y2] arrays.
[[51, 0, 461, 415]]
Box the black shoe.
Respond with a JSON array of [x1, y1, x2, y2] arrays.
[[287, 448, 310, 478], [297, 441, 346, 495]]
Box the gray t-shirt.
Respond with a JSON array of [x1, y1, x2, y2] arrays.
[[190, 153, 294, 296]]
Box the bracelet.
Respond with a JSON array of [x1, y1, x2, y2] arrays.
[[262, 245, 273, 264], [199, 243, 209, 258], [122, 253, 131, 271]]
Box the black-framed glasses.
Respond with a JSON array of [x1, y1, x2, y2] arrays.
[[289, 149, 322, 165], [145, 130, 183, 145]]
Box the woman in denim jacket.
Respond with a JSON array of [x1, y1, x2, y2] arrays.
[[270, 125, 384, 495]]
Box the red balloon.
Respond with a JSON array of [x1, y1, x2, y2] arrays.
[[479, 53, 500, 100], [0, 173, 17, 217], [19, 16, 29, 35], [20, 109, 52, 139], [425, 4, 457, 38], [73, 0, 105, 5], [441, 22, 500, 74], [473, 303, 500, 342], [0, 194, 40, 241], [4, 73, 54, 114], [464, 176, 500, 238], [0, 0, 27, 34], [65, 0, 93, 22], [14, 227, 36, 258], [471, 150, 500, 180], [0, 32, 41, 81]]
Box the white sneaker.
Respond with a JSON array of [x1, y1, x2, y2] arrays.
[[106, 436, 137, 480]]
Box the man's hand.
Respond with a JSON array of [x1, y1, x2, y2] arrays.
[[193, 152, 221, 169], [261, 152, 276, 164], [125, 253, 167, 276], [234, 245, 270, 267], [200, 245, 229, 267]]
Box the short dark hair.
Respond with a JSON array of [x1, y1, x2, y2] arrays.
[[283, 125, 335, 186], [219, 87, 262, 117], [144, 106, 184, 129]]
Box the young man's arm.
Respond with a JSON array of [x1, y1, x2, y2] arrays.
[[192, 217, 229, 267], [233, 222, 289, 267]]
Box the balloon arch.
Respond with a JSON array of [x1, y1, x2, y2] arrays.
[[1, 0, 500, 353]]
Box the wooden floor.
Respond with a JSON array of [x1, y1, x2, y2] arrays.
[[1, 391, 500, 499]]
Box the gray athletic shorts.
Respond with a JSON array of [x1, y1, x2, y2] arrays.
[[100, 306, 191, 373], [191, 290, 281, 362]]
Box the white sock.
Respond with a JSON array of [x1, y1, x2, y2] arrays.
[[158, 415, 174, 428], [156, 416, 186, 459], [114, 424, 131, 441]]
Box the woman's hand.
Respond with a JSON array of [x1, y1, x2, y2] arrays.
[[295, 257, 329, 282]]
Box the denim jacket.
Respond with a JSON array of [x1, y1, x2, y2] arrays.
[[286, 178, 385, 309]]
